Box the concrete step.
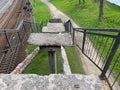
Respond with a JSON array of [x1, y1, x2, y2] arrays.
[[42, 23, 65, 33], [0, 74, 104, 90], [28, 33, 73, 46]]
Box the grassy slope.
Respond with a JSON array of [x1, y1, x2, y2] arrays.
[[50, 0, 120, 28], [30, 0, 50, 24]]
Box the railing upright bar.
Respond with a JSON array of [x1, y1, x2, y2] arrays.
[[17, 31, 22, 43], [4, 31, 13, 52], [101, 38, 115, 69], [108, 53, 120, 78], [39, 20, 43, 32], [30, 23, 34, 32], [100, 32, 120, 79], [73, 28, 75, 44], [82, 30, 86, 52], [111, 72, 120, 87], [69, 21, 71, 33], [23, 23, 27, 33]]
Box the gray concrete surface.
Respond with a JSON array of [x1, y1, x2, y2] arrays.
[[28, 33, 73, 46], [0, 74, 103, 90], [42, 23, 65, 33]]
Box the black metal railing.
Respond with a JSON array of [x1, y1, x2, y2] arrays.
[[0, 20, 43, 73], [0, 20, 28, 73], [65, 20, 120, 90], [64, 20, 75, 44], [24, 20, 43, 33]]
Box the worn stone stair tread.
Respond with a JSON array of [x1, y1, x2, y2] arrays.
[[42, 26, 48, 32], [0, 74, 103, 90], [28, 33, 73, 46], [42, 23, 65, 33]]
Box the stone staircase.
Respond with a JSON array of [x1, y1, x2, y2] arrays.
[[28, 18, 73, 46], [0, 19, 106, 90]]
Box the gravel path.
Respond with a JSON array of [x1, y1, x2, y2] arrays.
[[40, 0, 100, 75]]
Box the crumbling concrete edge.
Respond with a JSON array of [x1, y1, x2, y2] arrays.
[[61, 46, 71, 75], [11, 46, 40, 74]]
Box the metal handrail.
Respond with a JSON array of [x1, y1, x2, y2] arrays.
[[65, 20, 120, 90], [75, 28, 120, 32]]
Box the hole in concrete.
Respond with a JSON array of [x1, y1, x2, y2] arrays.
[[74, 84, 80, 89]]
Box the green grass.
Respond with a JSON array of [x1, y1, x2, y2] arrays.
[[23, 50, 63, 75], [23, 51, 50, 75], [26, 45, 37, 55], [30, 0, 51, 25], [23, 46, 84, 75], [56, 51, 63, 73], [65, 46, 84, 74], [50, 0, 120, 28]]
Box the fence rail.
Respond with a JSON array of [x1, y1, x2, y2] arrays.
[[65, 20, 120, 90], [0, 20, 43, 73]]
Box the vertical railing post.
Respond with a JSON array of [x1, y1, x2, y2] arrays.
[[35, 23, 38, 33], [17, 31, 22, 43], [39, 20, 43, 32], [4, 31, 13, 52], [23, 23, 27, 33], [30, 23, 34, 33], [100, 32, 120, 79], [73, 28, 75, 45], [69, 21, 72, 35], [82, 30, 87, 52]]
